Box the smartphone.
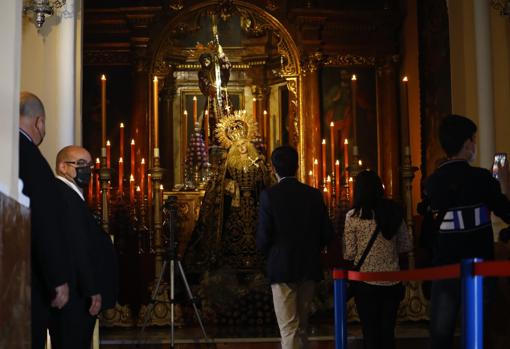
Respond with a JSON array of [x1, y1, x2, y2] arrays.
[[492, 153, 507, 179]]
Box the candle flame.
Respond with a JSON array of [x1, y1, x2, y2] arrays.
[[193, 96, 197, 101], [101, 74, 106, 81], [119, 157, 123, 162], [322, 139, 326, 144], [96, 158, 100, 163], [184, 110, 188, 115], [130, 174, 134, 181], [205, 110, 209, 115], [330, 121, 334, 127], [335, 160, 340, 165], [263, 110, 267, 115], [160, 184, 164, 190], [120, 122, 124, 128], [313, 159, 318, 165], [148, 173, 151, 177], [106, 140, 111, 146], [323, 187, 328, 192], [351, 74, 357, 81], [308, 170, 313, 176], [252, 97, 256, 101], [141, 158, 145, 164], [344, 139, 349, 145], [136, 186, 141, 192], [327, 175, 331, 182], [131, 139, 135, 145], [153, 76, 158, 82], [349, 177, 353, 182], [402, 76, 408, 82], [358, 160, 363, 166]]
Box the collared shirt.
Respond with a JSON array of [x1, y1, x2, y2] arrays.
[[19, 128, 33, 143], [277, 176, 297, 183], [56, 175, 84, 201]]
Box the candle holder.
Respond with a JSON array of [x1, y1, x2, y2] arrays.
[[398, 146, 428, 321], [99, 152, 112, 235], [149, 155, 165, 279]]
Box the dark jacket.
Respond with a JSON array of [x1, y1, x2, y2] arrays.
[[423, 159, 510, 265], [19, 132, 68, 300], [55, 179, 118, 310], [256, 177, 334, 283]]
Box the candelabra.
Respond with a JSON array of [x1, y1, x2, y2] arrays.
[[99, 151, 111, 235]]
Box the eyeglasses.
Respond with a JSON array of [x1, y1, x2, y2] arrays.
[[64, 159, 94, 168]]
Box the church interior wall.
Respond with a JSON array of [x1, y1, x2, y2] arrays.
[[20, 0, 82, 171]]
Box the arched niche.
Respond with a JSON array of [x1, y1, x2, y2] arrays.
[[147, 0, 303, 185]]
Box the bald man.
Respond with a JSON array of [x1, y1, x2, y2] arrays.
[[49, 145, 117, 349], [18, 92, 70, 349]]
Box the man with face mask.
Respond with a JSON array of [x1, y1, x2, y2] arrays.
[[19, 91, 70, 349], [48, 145, 117, 349], [421, 114, 510, 349]]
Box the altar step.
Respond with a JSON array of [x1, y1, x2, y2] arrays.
[[99, 323, 462, 349]]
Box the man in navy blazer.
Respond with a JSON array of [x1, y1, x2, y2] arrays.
[[257, 146, 334, 349]]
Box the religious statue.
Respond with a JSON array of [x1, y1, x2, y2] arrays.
[[185, 111, 273, 271], [197, 14, 232, 146]]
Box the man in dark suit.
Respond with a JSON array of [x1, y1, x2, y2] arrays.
[[49, 145, 118, 349], [256, 146, 334, 349], [18, 92, 70, 349]]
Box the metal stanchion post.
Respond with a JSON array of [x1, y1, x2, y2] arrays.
[[333, 269, 348, 349], [461, 258, 484, 349]]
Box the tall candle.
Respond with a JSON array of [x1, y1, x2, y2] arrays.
[[335, 160, 340, 201], [313, 158, 319, 188], [344, 139, 349, 184], [204, 109, 209, 150], [401, 76, 410, 148], [130, 139, 135, 179], [153, 76, 159, 150], [118, 157, 124, 194], [119, 122, 125, 160], [184, 110, 188, 142], [95, 158, 100, 203], [330, 122, 335, 174], [147, 173, 152, 205], [129, 174, 135, 204], [252, 97, 257, 122], [193, 96, 198, 125], [106, 140, 111, 168], [140, 158, 145, 199], [160, 184, 164, 207], [101, 75, 107, 147], [263, 110, 268, 141], [327, 175, 332, 208], [321, 139, 327, 183], [308, 170, 313, 187], [351, 74, 357, 146], [136, 186, 141, 205]]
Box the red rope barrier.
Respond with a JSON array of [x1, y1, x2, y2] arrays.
[[333, 260, 510, 282]]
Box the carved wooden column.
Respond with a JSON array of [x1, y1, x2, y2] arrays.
[[376, 58, 400, 199], [131, 46, 149, 167], [301, 55, 323, 187], [160, 67, 177, 188]]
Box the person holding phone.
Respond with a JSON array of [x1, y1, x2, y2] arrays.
[[420, 114, 510, 349]]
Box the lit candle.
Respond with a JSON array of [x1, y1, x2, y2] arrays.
[[129, 174, 135, 204], [323, 186, 329, 207], [322, 139, 327, 183], [140, 158, 145, 199], [327, 175, 332, 207], [106, 140, 111, 168], [160, 184, 164, 207], [401, 76, 410, 149], [204, 109, 209, 150], [119, 122, 125, 161], [344, 139, 349, 184], [351, 74, 357, 146], [313, 158, 319, 188], [153, 76, 159, 154], [95, 158, 100, 203], [130, 139, 135, 179], [147, 173, 152, 205], [118, 157, 124, 194], [348, 177, 354, 203], [263, 110, 268, 140], [184, 110, 189, 141], [101, 74, 107, 148], [330, 122, 335, 174], [193, 96, 198, 125], [308, 170, 313, 187], [252, 97, 257, 122], [335, 160, 340, 201], [136, 186, 141, 205]]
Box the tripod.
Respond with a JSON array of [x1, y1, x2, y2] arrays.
[[138, 196, 208, 348]]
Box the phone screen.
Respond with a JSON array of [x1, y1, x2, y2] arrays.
[[492, 153, 507, 179]]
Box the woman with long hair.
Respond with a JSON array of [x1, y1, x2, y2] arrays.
[[343, 170, 412, 349]]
